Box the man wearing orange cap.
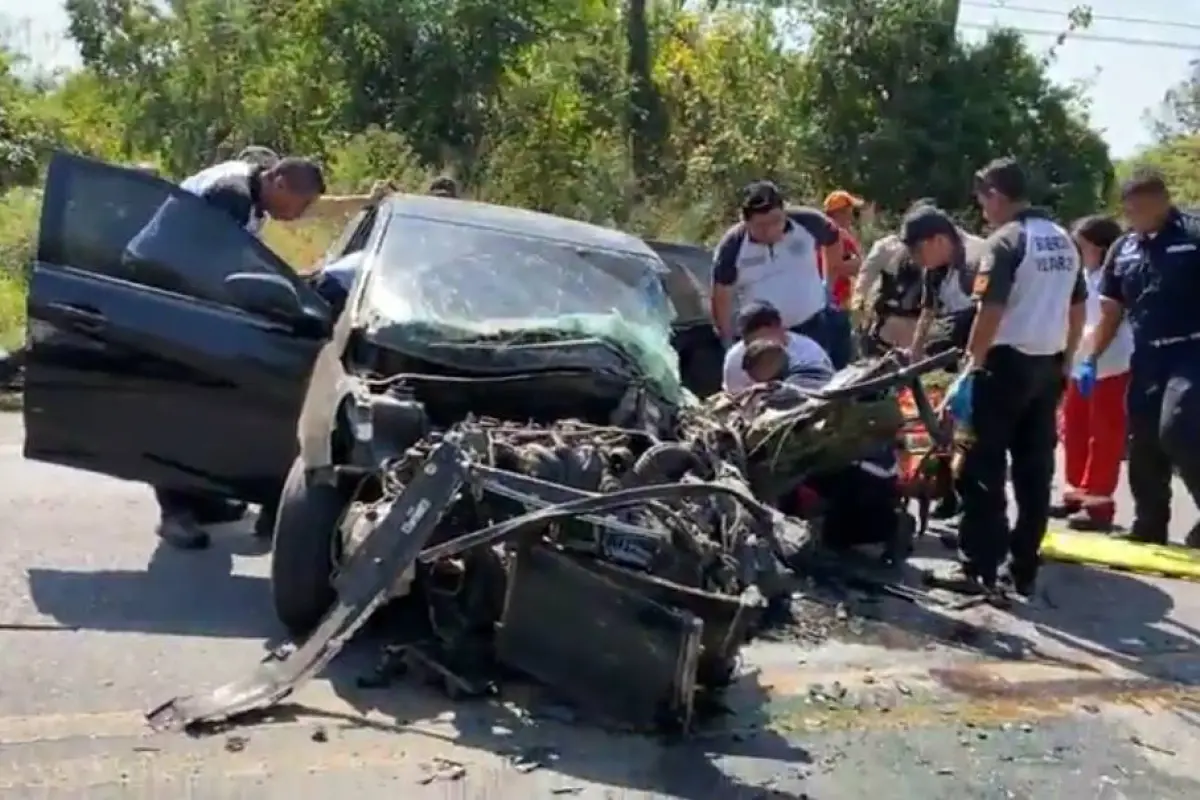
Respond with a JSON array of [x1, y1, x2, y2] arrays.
[[820, 190, 866, 309]]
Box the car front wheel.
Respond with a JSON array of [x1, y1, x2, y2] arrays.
[[270, 458, 347, 637]]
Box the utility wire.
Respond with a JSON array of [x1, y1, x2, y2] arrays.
[[958, 22, 1200, 51], [962, 1, 1200, 32]]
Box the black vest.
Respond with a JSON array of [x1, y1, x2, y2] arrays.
[[874, 256, 924, 319]]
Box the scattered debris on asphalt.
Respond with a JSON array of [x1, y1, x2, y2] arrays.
[[417, 756, 467, 784], [1129, 734, 1176, 756]]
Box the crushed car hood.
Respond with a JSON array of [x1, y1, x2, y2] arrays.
[[360, 311, 687, 404], [299, 302, 690, 473]]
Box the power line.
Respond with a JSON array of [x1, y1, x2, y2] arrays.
[[962, 1, 1200, 33], [958, 22, 1200, 51]]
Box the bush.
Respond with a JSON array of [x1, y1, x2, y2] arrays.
[[0, 187, 37, 346]]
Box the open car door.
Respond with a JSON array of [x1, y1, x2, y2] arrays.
[[645, 240, 724, 398], [24, 152, 333, 504]]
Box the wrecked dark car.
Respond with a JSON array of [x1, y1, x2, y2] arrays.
[[23, 152, 951, 735], [278, 191, 695, 635]]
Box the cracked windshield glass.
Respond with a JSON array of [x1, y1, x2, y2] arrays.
[[370, 216, 675, 342]]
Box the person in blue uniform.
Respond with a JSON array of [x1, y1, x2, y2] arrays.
[[1084, 169, 1200, 547]]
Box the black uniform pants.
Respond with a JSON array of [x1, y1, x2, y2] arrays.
[[957, 346, 1063, 582], [1126, 363, 1200, 541], [792, 308, 853, 370]]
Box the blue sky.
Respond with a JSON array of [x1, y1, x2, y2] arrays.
[[1, 0, 1196, 160]]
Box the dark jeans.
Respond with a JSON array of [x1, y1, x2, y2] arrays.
[[1126, 361, 1200, 542], [792, 308, 854, 370], [957, 346, 1063, 582], [154, 487, 233, 522]]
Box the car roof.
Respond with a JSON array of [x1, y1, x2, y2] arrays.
[[385, 194, 662, 263]]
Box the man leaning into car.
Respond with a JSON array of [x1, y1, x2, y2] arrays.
[[151, 155, 328, 549]]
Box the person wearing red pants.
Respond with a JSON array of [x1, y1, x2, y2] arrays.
[[1055, 215, 1132, 531]]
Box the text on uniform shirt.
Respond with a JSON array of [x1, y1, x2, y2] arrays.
[[1031, 234, 1076, 272]]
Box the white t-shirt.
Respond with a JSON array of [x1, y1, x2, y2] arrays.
[[1076, 268, 1133, 377], [722, 332, 833, 393], [711, 209, 841, 330], [180, 160, 268, 237]]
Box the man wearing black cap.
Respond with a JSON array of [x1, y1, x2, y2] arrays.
[[710, 181, 850, 367], [913, 158, 1087, 598], [1088, 168, 1200, 547], [900, 207, 983, 361], [862, 201, 981, 357]]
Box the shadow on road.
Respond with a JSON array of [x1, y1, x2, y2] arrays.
[[833, 528, 1200, 687], [1017, 560, 1197, 679], [315, 634, 813, 799], [25, 522, 279, 639]]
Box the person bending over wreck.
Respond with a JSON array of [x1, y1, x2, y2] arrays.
[[129, 156, 327, 549], [234, 144, 395, 223], [722, 301, 833, 393], [742, 339, 789, 384]]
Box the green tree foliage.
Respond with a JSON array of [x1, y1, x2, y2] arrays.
[[0, 48, 56, 189], [5, 0, 1114, 238], [801, 0, 1110, 221], [1147, 59, 1200, 143], [1128, 61, 1200, 208]]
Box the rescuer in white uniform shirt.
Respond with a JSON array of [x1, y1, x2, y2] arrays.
[[722, 301, 833, 393], [908, 158, 1087, 600], [710, 182, 849, 366]]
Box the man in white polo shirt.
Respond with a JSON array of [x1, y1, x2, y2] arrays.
[[912, 158, 1087, 599], [722, 301, 833, 392], [710, 182, 849, 367]]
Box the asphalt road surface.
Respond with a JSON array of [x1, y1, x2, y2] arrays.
[[2, 411, 1200, 798]]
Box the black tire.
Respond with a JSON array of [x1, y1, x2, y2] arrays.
[[270, 458, 347, 637]]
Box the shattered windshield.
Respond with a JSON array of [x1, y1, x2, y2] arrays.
[[369, 214, 674, 338], [364, 213, 684, 400]]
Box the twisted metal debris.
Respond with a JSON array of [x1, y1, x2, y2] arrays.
[[148, 350, 954, 735]]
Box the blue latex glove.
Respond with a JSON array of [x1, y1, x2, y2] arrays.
[[944, 370, 975, 426], [1073, 358, 1097, 399]]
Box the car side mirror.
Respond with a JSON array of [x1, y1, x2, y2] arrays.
[[224, 272, 302, 319]]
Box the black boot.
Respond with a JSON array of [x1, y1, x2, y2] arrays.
[[1185, 520, 1200, 549], [1125, 521, 1168, 546], [191, 497, 247, 525], [253, 502, 278, 539], [156, 513, 210, 550], [1048, 497, 1082, 519], [999, 561, 1037, 599]]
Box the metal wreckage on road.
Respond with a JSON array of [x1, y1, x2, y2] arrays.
[[124, 190, 950, 735], [16, 158, 956, 735], [149, 350, 952, 736]]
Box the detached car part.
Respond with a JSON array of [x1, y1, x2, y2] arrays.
[[147, 441, 465, 730]]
